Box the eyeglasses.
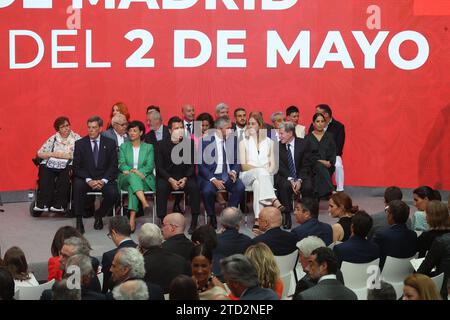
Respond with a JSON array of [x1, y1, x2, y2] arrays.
[[107, 233, 112, 239], [115, 122, 128, 127]]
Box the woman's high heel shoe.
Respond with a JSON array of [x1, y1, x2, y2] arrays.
[[271, 198, 285, 212]]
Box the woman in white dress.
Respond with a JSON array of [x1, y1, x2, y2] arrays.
[[239, 112, 284, 229], [3, 247, 39, 288]]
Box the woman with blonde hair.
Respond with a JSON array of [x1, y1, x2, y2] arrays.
[[239, 111, 284, 229], [244, 242, 283, 299], [402, 273, 441, 300]]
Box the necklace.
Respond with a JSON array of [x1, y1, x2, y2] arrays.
[[197, 274, 214, 293]]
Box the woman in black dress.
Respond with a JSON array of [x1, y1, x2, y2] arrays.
[[329, 191, 359, 243], [305, 113, 336, 198]]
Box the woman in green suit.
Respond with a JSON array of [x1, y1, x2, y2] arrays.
[[118, 120, 156, 232]]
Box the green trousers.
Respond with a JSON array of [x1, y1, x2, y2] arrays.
[[118, 172, 152, 212]]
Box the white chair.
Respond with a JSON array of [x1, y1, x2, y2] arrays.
[[381, 255, 416, 299], [275, 251, 298, 298], [14, 288, 20, 300], [16, 279, 55, 300], [120, 190, 157, 223], [341, 259, 380, 300], [431, 273, 444, 292], [164, 293, 170, 300]]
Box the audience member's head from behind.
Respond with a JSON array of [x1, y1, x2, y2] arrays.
[[413, 186, 441, 211], [110, 247, 145, 285], [191, 225, 218, 251], [220, 207, 244, 231], [425, 200, 450, 230], [162, 213, 186, 240], [403, 274, 441, 300], [220, 254, 259, 298], [112, 279, 149, 300], [138, 223, 163, 252], [52, 278, 81, 300], [258, 206, 282, 232], [64, 254, 95, 288], [169, 274, 199, 300], [367, 280, 397, 300], [296, 236, 326, 273], [386, 200, 410, 225], [245, 243, 280, 291], [329, 192, 358, 218], [51, 226, 83, 257], [305, 247, 338, 281], [351, 211, 373, 239], [0, 267, 15, 300], [294, 198, 319, 224], [3, 246, 32, 281], [384, 186, 403, 205], [108, 216, 132, 246], [59, 237, 91, 271]]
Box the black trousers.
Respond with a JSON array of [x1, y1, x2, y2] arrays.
[[275, 176, 314, 213], [73, 177, 119, 218], [37, 164, 71, 208], [156, 177, 200, 219]]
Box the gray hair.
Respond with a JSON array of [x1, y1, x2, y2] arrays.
[[220, 207, 243, 229], [215, 102, 229, 115], [296, 236, 326, 258], [65, 254, 93, 278], [87, 115, 103, 127], [220, 254, 259, 288], [281, 121, 296, 134], [150, 110, 162, 122], [116, 247, 146, 279], [63, 237, 91, 256], [112, 113, 126, 125], [138, 223, 163, 249], [215, 116, 231, 129], [52, 279, 81, 300], [112, 279, 149, 300], [270, 111, 283, 123]]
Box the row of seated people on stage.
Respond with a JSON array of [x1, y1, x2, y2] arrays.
[[33, 103, 345, 235], [1, 190, 449, 300]]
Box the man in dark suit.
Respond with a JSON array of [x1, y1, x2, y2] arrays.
[[101, 113, 129, 150], [276, 122, 313, 229], [231, 107, 247, 140], [161, 213, 194, 260], [310, 104, 345, 192], [373, 200, 418, 269], [144, 110, 170, 146], [251, 207, 298, 256], [295, 247, 357, 300], [292, 198, 333, 246], [213, 207, 252, 278], [139, 223, 191, 293], [72, 116, 119, 233], [155, 116, 201, 228], [333, 211, 380, 266], [101, 216, 137, 293], [221, 254, 279, 300], [181, 104, 198, 137], [198, 116, 245, 229], [109, 247, 164, 300]]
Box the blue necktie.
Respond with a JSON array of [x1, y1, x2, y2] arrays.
[[93, 140, 99, 167], [221, 140, 228, 181], [287, 144, 297, 179]]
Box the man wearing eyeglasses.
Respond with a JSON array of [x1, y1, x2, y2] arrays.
[[102, 113, 129, 149], [161, 213, 193, 261]]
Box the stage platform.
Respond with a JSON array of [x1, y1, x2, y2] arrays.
[[0, 187, 448, 282]]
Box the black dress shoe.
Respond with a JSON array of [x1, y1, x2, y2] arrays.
[[172, 203, 184, 214], [76, 217, 85, 234], [284, 213, 292, 230], [188, 215, 199, 235], [209, 216, 217, 229], [94, 217, 103, 230]]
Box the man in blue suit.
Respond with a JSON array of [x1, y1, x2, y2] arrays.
[[333, 211, 380, 266], [291, 197, 333, 246], [373, 200, 418, 269], [198, 116, 245, 229]]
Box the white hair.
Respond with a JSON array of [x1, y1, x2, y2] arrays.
[[117, 247, 146, 279], [65, 254, 93, 277], [112, 280, 149, 300], [296, 236, 326, 258], [270, 111, 283, 123], [215, 102, 229, 115], [63, 237, 90, 256], [138, 223, 163, 249], [112, 113, 127, 124]]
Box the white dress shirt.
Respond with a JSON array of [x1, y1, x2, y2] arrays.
[[86, 136, 108, 184], [132, 146, 140, 169], [113, 129, 126, 146]]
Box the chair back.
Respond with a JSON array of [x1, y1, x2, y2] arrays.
[[275, 251, 299, 298], [17, 279, 55, 300], [431, 273, 444, 292], [341, 259, 380, 289]]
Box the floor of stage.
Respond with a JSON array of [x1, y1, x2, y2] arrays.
[[0, 187, 443, 282]]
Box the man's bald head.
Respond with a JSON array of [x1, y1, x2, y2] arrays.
[[259, 207, 282, 231], [162, 213, 186, 239], [181, 104, 195, 121]]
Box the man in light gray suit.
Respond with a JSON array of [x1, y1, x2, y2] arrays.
[[102, 113, 129, 150], [296, 247, 357, 300]]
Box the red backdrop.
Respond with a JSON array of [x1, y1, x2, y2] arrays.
[[0, 0, 449, 191]]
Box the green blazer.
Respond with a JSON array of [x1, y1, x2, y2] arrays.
[[118, 141, 156, 191]]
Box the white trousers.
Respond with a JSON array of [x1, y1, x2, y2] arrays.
[[335, 156, 344, 191], [240, 168, 275, 219]]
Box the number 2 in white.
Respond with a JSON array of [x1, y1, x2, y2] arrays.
[[125, 29, 155, 68]]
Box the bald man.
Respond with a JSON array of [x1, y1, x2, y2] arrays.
[[181, 104, 196, 136], [161, 213, 194, 261], [251, 207, 298, 255]]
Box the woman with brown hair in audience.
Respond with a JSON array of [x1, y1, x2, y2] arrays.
[[329, 192, 359, 243], [169, 274, 200, 300], [3, 246, 39, 287], [402, 273, 441, 300], [107, 102, 131, 129], [412, 186, 442, 231], [417, 200, 450, 258]]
